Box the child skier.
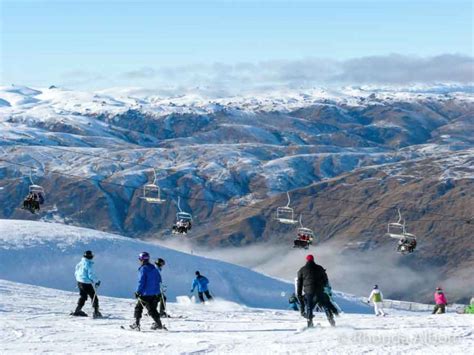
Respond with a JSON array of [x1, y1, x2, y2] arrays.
[[155, 258, 168, 317], [72, 250, 102, 318], [191, 271, 213, 303], [368, 285, 386, 316], [432, 287, 448, 314], [288, 293, 300, 311], [130, 252, 166, 331]]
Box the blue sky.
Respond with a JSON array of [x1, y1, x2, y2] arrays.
[[1, 0, 472, 89]]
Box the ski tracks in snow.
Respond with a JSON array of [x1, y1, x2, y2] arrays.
[[1, 279, 473, 354]]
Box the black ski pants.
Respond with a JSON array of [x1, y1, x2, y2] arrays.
[[134, 295, 162, 327], [198, 290, 213, 303], [305, 292, 336, 323], [432, 304, 446, 314], [77, 282, 99, 311]]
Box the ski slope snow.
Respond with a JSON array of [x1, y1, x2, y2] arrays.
[[0, 279, 472, 354], [0, 219, 368, 312]]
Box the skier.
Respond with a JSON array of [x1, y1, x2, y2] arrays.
[[72, 250, 102, 318], [463, 297, 474, 314], [288, 293, 300, 311], [368, 285, 386, 316], [130, 252, 166, 331], [297, 254, 338, 328], [155, 258, 168, 317], [432, 287, 448, 314], [191, 271, 213, 303]]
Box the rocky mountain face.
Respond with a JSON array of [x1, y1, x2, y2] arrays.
[[0, 85, 472, 302]]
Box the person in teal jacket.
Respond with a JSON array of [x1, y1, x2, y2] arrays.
[[72, 250, 102, 318], [191, 271, 213, 303]]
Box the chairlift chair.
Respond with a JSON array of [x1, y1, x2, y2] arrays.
[[140, 170, 165, 204], [275, 192, 298, 225], [293, 215, 315, 249], [172, 196, 193, 235], [385, 209, 406, 240], [29, 184, 45, 195]]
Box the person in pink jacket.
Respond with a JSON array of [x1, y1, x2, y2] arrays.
[[432, 287, 448, 314]]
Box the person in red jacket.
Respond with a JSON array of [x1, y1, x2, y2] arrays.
[[432, 287, 448, 314]]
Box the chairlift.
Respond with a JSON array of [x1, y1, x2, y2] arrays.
[[172, 196, 192, 235], [385, 209, 406, 240], [385, 209, 417, 254], [294, 215, 315, 249], [140, 169, 165, 204], [21, 169, 45, 214], [275, 192, 298, 225]]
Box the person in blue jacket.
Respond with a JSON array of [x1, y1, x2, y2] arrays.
[[72, 250, 102, 318], [191, 271, 213, 303], [130, 252, 166, 331]]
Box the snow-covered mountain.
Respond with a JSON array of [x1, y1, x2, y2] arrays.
[[0, 84, 473, 303]]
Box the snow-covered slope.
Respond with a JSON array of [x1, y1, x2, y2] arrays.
[[0, 219, 368, 313], [1, 279, 472, 354]]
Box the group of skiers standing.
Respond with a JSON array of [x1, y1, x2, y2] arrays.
[[71, 250, 213, 331], [71, 250, 468, 332]]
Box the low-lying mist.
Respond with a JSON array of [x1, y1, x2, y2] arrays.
[[155, 237, 472, 304]]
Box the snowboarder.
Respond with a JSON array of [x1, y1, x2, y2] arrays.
[[72, 250, 102, 318], [191, 271, 213, 303], [155, 258, 168, 317], [368, 285, 386, 316], [297, 254, 338, 328], [432, 287, 448, 314], [130, 252, 166, 331]]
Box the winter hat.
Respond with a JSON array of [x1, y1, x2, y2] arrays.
[[138, 252, 150, 261], [83, 250, 94, 259], [306, 254, 314, 262], [374, 285, 379, 289], [195, 271, 200, 276], [436, 287, 442, 291]]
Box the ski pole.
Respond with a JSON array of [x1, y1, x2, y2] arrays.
[[160, 285, 170, 329], [91, 283, 100, 311]]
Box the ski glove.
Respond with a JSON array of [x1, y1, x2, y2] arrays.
[[134, 292, 141, 299], [95, 281, 101, 287]]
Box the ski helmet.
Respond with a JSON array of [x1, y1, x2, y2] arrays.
[[83, 250, 94, 259], [306, 254, 314, 262], [138, 252, 150, 261], [155, 258, 165, 267], [374, 285, 378, 289], [195, 271, 200, 276]]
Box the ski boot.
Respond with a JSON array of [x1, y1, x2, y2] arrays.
[[307, 318, 314, 328], [151, 323, 168, 331], [71, 309, 88, 317], [93, 309, 103, 319], [129, 322, 141, 331], [327, 315, 336, 327]]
